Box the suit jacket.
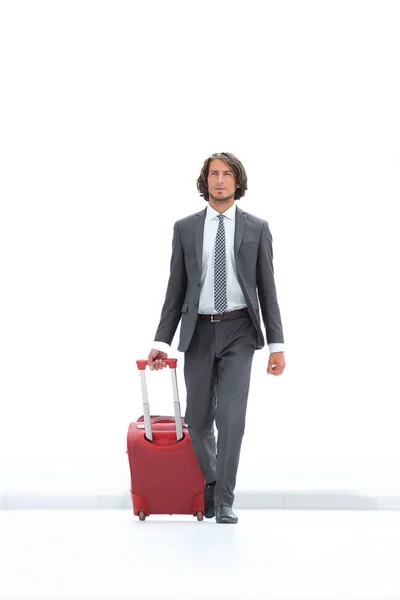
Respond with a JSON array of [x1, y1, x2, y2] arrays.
[[154, 205, 284, 353]]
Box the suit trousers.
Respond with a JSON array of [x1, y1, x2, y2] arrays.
[[183, 313, 258, 508]]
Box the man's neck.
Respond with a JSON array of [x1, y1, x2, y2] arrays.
[[208, 200, 235, 214]]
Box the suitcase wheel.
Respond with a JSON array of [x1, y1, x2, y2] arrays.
[[196, 511, 204, 521], [138, 511, 146, 521]]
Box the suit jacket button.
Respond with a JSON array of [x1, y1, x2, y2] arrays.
[[197, 282, 201, 287], [195, 302, 199, 307]]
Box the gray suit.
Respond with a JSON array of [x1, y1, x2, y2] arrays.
[[154, 205, 284, 507]]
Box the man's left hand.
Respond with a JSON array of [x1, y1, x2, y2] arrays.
[[267, 352, 286, 376]]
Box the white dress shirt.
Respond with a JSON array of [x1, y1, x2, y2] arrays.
[[199, 203, 247, 314], [152, 203, 284, 354]]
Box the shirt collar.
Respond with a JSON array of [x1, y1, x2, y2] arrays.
[[206, 202, 237, 221]]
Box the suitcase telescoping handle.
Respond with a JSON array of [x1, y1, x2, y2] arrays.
[[135, 359, 183, 442]]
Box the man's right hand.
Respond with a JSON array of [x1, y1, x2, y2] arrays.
[[147, 349, 168, 371]]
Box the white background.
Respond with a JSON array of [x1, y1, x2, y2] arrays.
[[1, 0, 399, 498]]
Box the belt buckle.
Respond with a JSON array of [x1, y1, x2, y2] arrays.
[[210, 314, 221, 322]]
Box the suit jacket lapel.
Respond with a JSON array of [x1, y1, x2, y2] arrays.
[[234, 207, 246, 259], [194, 208, 207, 273]]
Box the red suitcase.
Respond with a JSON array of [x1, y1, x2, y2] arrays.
[[127, 358, 205, 521]]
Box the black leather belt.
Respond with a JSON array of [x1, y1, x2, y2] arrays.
[[197, 308, 249, 322]]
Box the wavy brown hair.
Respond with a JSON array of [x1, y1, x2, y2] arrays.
[[196, 152, 248, 201]]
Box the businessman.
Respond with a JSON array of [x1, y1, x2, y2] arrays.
[[148, 152, 285, 524]]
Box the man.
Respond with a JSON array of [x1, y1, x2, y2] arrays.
[[148, 152, 285, 524]]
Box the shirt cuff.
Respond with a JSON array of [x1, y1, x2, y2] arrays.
[[151, 341, 171, 353], [268, 343, 285, 354]]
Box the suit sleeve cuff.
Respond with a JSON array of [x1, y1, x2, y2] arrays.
[[151, 341, 171, 353], [268, 343, 285, 354]]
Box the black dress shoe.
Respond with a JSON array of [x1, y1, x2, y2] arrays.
[[215, 505, 238, 524], [204, 483, 215, 519]]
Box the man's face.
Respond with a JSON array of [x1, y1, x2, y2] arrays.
[[207, 159, 238, 204]]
